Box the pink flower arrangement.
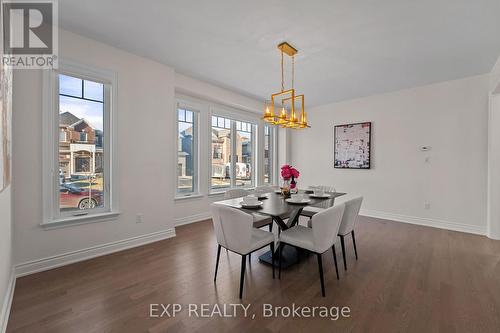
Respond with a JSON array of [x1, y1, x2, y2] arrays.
[[281, 164, 300, 180]]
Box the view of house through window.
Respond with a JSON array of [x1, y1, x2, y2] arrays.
[[211, 116, 232, 190], [177, 108, 196, 194], [58, 74, 105, 212], [211, 115, 255, 191], [235, 121, 253, 187]]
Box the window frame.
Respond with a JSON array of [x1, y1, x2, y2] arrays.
[[210, 115, 233, 191], [263, 125, 276, 185], [59, 130, 66, 142], [175, 102, 200, 198], [42, 60, 119, 228], [234, 120, 256, 188], [173, 95, 278, 199], [209, 107, 257, 194]]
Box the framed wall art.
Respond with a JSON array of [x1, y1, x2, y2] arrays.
[[334, 122, 371, 169]]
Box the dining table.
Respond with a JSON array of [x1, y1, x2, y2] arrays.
[[215, 190, 346, 268]]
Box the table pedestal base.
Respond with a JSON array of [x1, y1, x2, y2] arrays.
[[258, 244, 299, 269]]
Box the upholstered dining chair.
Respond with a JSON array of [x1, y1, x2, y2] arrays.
[[337, 196, 363, 270], [224, 188, 250, 199], [253, 185, 274, 193], [211, 203, 275, 298], [301, 184, 337, 218], [278, 203, 345, 297], [224, 188, 273, 231]]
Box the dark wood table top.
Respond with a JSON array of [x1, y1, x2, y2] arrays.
[[215, 191, 346, 219]]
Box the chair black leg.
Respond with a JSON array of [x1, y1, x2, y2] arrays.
[[269, 223, 273, 232], [317, 253, 326, 297], [332, 245, 340, 280], [239, 255, 247, 299], [340, 235, 347, 270], [249, 253, 251, 262], [214, 244, 222, 282], [270, 242, 275, 279], [278, 244, 284, 279], [352, 231, 358, 260]]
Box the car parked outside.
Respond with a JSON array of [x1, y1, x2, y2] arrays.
[[59, 183, 103, 210]]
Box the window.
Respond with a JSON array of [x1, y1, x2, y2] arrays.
[[95, 131, 103, 148], [235, 121, 253, 187], [58, 73, 105, 212], [177, 107, 198, 196], [174, 96, 277, 198], [211, 115, 255, 191], [211, 116, 232, 190], [43, 61, 117, 226], [264, 125, 273, 184]]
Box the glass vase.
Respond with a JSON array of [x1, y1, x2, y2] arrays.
[[281, 178, 291, 198], [290, 176, 298, 194]]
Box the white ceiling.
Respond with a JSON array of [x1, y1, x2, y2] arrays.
[[59, 0, 500, 106]]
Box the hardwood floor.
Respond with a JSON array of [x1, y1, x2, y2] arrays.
[[7, 217, 500, 333]]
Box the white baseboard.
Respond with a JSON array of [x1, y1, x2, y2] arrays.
[[14, 228, 176, 278], [1, 271, 15, 333], [361, 209, 487, 235], [174, 212, 212, 227]]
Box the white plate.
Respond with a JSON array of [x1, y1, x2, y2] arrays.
[[274, 190, 282, 194], [240, 201, 263, 208], [254, 193, 269, 199], [309, 194, 331, 198], [285, 198, 311, 205]]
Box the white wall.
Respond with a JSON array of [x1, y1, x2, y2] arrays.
[[487, 56, 500, 239], [488, 94, 500, 239], [0, 186, 12, 332], [291, 75, 490, 234], [12, 30, 263, 271], [175, 73, 262, 114], [491, 56, 500, 93]]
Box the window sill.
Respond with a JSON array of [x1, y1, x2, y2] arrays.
[[41, 211, 121, 230], [174, 193, 204, 201], [208, 191, 226, 197]]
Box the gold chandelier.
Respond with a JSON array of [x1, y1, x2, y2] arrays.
[[262, 42, 309, 129]]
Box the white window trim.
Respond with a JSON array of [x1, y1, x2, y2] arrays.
[[209, 107, 257, 194], [174, 99, 200, 198], [261, 125, 277, 186], [272, 126, 279, 184], [42, 59, 119, 228], [234, 121, 256, 189]]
